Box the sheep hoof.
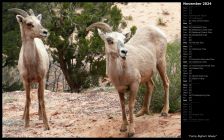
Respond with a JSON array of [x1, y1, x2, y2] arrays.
[[120, 123, 128, 132], [120, 127, 127, 132], [128, 132, 135, 137], [135, 111, 144, 117], [136, 109, 149, 117], [127, 124, 135, 137], [161, 112, 168, 117], [44, 126, 50, 130]]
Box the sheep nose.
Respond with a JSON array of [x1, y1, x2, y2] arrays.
[[121, 49, 128, 54]]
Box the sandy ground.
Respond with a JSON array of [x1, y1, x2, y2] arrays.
[[116, 2, 181, 42], [3, 88, 181, 138]]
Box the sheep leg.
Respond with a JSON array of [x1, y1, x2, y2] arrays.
[[118, 92, 128, 132], [38, 80, 50, 130], [22, 81, 26, 120], [136, 79, 154, 117], [38, 87, 43, 120], [128, 82, 139, 137], [22, 81, 31, 128], [106, 55, 109, 76], [157, 61, 170, 116]]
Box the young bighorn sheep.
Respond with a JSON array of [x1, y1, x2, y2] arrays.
[[9, 8, 50, 130], [87, 22, 169, 137]]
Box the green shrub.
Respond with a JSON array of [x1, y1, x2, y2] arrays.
[[157, 17, 166, 26], [46, 3, 123, 92], [130, 25, 137, 36], [120, 20, 127, 29], [124, 15, 133, 21]]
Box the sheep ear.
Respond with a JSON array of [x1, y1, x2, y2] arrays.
[[37, 14, 42, 21], [124, 32, 131, 43], [16, 15, 24, 23], [97, 29, 105, 40]]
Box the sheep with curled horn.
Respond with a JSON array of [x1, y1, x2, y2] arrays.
[[8, 8, 50, 130], [86, 22, 170, 137]]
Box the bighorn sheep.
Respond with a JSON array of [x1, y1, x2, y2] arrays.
[[87, 22, 169, 137], [9, 8, 50, 130]]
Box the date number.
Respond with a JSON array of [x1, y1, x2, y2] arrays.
[[203, 2, 212, 5]]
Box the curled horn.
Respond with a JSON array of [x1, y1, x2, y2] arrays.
[[8, 8, 29, 17], [86, 22, 112, 33], [28, 9, 35, 16]]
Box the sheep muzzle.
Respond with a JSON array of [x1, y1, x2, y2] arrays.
[[119, 47, 128, 59]]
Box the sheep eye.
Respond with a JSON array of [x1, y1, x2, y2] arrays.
[[27, 23, 34, 28], [106, 38, 114, 45]]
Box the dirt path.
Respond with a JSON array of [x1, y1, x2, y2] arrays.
[[3, 88, 180, 138]]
